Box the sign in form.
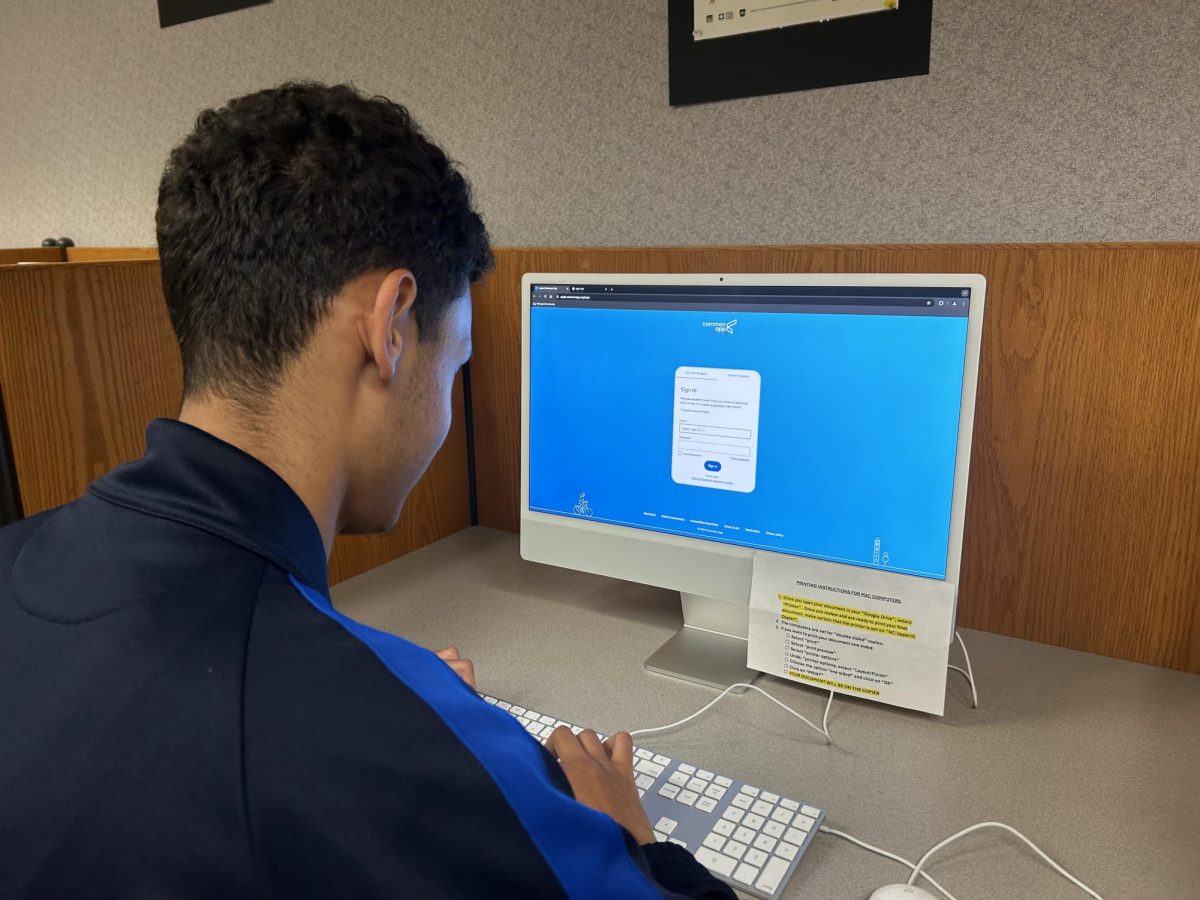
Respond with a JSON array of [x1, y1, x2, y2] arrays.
[[671, 366, 761, 493]]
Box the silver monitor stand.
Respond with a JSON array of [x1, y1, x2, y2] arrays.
[[644, 591, 760, 689]]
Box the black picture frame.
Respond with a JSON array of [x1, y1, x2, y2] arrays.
[[158, 0, 271, 29], [668, 0, 933, 106]]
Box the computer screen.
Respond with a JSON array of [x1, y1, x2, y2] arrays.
[[526, 279, 975, 581]]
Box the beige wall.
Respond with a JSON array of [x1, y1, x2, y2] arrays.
[[1, 0, 1197, 247]]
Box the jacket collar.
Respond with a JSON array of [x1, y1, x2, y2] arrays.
[[89, 419, 328, 592]]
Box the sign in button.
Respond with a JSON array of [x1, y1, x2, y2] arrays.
[[704, 460, 722, 472]]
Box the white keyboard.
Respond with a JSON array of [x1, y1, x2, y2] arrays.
[[481, 694, 826, 900]]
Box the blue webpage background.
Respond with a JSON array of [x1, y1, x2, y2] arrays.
[[528, 306, 969, 579]]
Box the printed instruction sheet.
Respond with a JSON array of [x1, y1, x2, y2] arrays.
[[747, 550, 954, 715]]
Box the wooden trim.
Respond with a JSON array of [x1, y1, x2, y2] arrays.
[[65, 247, 159, 262], [0, 247, 63, 265]]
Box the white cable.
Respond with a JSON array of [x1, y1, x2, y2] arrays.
[[818, 825, 958, 900], [629, 682, 832, 744], [822, 690, 834, 738], [906, 821, 1104, 899], [953, 630, 978, 708]]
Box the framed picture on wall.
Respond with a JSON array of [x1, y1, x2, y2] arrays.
[[669, 0, 933, 105]]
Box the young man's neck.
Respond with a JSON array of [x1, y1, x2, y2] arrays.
[[178, 391, 344, 558]]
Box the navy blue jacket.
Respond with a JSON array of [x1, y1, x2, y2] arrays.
[[0, 419, 734, 899]]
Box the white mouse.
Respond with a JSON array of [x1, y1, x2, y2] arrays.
[[868, 885, 938, 900]]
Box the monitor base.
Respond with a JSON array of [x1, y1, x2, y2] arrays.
[[644, 626, 760, 690]]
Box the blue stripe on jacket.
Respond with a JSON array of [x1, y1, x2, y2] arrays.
[[289, 575, 661, 900]]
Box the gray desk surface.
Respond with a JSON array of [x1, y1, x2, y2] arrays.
[[332, 527, 1200, 900]]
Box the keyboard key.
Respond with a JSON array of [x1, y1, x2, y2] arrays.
[[742, 786, 760, 797], [538, 714, 556, 726], [733, 863, 760, 886], [668, 771, 688, 786], [539, 724, 555, 738], [496, 700, 511, 710], [654, 831, 666, 842], [525, 709, 541, 719], [721, 807, 744, 824], [784, 827, 808, 845], [731, 794, 753, 810], [702, 833, 726, 852], [771, 807, 793, 825], [635, 760, 665, 778], [763, 821, 785, 838], [687, 778, 708, 793], [715, 775, 733, 787], [655, 817, 678, 835], [554, 720, 571, 729], [677, 790, 699, 806], [653, 754, 672, 766], [510, 706, 526, 715], [695, 848, 737, 877], [659, 784, 680, 800], [777, 841, 799, 861], [781, 798, 799, 811], [801, 805, 821, 818], [743, 813, 765, 830], [635, 748, 653, 760], [704, 784, 727, 801], [755, 856, 790, 894], [745, 848, 768, 867], [696, 796, 718, 813], [635, 774, 655, 790], [524, 722, 540, 735], [678, 763, 696, 775], [761, 791, 779, 803], [570, 725, 583, 735], [696, 769, 715, 781], [752, 800, 774, 817], [724, 840, 747, 859], [714, 819, 735, 837], [753, 834, 777, 853], [483, 696, 497, 704], [791, 814, 816, 833], [733, 826, 756, 844], [668, 838, 687, 848], [637, 789, 644, 798]]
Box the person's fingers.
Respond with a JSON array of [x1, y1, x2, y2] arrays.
[[434, 646, 460, 662], [576, 729, 606, 759], [548, 726, 584, 762], [447, 658, 475, 688], [604, 731, 634, 771]]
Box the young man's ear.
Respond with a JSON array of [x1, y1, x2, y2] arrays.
[[365, 268, 417, 383]]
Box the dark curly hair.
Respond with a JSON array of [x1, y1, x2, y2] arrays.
[[156, 82, 492, 400]]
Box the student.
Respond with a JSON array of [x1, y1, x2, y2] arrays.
[[0, 83, 733, 899]]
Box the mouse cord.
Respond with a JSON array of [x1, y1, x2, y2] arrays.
[[906, 821, 1103, 899], [629, 682, 835, 745], [818, 825, 957, 900]]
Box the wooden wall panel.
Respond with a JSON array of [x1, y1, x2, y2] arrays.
[[66, 247, 159, 262], [0, 261, 469, 585], [0, 248, 62, 265], [470, 244, 1200, 673]]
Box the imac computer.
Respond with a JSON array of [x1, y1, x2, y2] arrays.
[[521, 273, 986, 689]]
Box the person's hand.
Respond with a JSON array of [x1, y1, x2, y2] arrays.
[[548, 727, 656, 845], [434, 646, 475, 689]]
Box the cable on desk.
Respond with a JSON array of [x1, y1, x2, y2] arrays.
[[906, 821, 1104, 899], [818, 825, 957, 900], [951, 630, 978, 708], [629, 682, 834, 744]]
